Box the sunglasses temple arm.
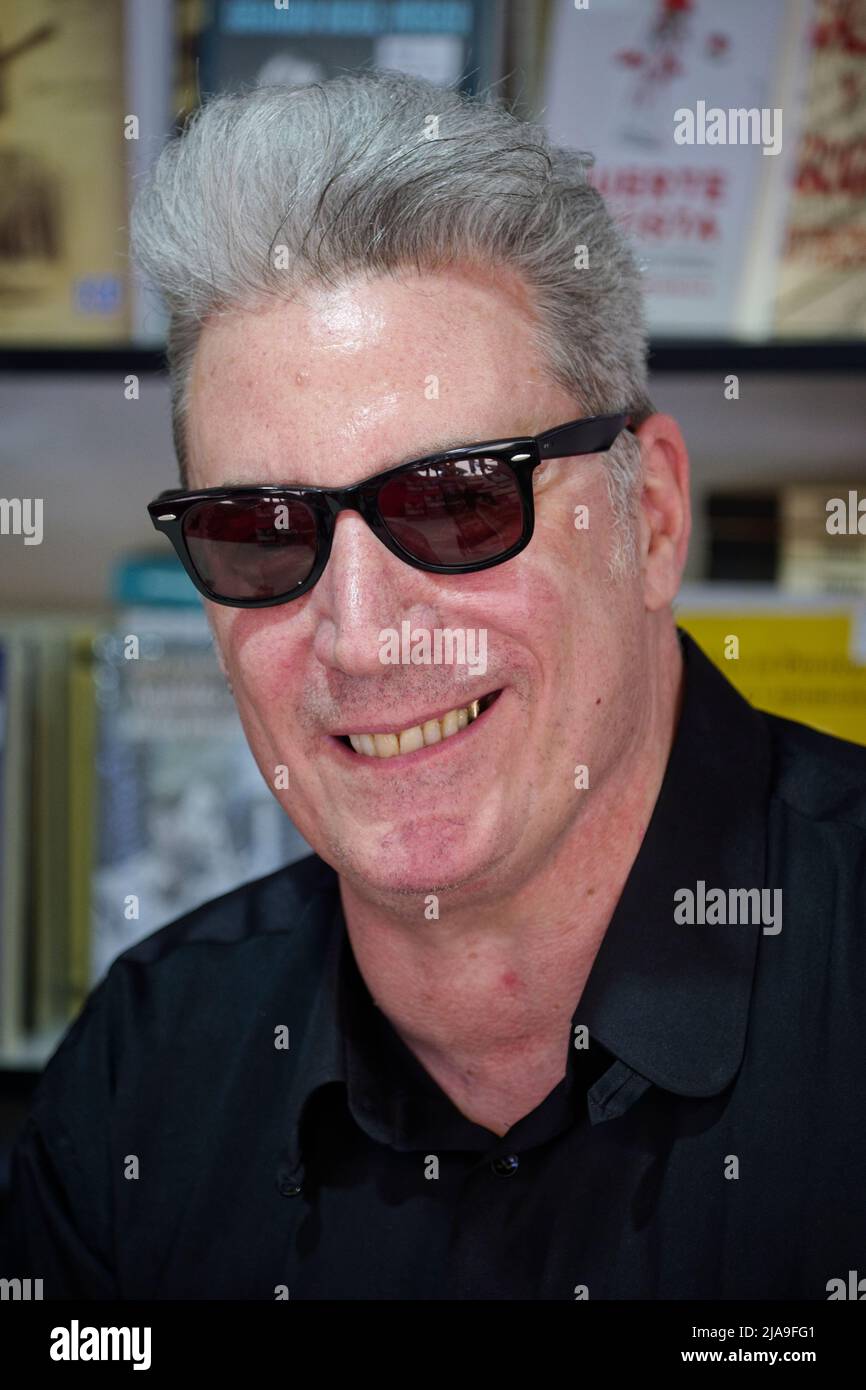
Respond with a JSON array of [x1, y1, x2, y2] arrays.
[[537, 412, 631, 458]]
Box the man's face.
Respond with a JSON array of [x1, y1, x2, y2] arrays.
[[186, 265, 653, 900]]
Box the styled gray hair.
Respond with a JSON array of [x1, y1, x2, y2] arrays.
[[131, 70, 654, 571]]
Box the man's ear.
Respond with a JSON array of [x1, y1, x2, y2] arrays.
[[633, 412, 691, 612]]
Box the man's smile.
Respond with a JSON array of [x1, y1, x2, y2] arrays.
[[329, 689, 503, 761]]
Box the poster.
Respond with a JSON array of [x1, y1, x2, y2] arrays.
[[0, 0, 130, 344], [542, 0, 813, 336]]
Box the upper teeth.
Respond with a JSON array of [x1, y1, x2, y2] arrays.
[[348, 699, 482, 757]]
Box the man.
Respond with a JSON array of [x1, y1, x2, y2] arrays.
[[4, 72, 866, 1300]]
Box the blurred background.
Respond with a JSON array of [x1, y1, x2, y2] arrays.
[[0, 0, 865, 1177]]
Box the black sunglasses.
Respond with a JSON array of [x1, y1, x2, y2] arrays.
[[147, 411, 633, 608]]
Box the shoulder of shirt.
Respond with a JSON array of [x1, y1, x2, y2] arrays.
[[26, 853, 338, 1113], [110, 849, 337, 967], [72, 852, 335, 1032], [761, 707, 866, 834]]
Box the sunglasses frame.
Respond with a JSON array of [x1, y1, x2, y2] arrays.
[[147, 411, 634, 608]]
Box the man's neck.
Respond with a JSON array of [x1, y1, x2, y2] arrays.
[[339, 634, 684, 1137]]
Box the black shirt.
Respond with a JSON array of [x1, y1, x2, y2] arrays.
[[4, 629, 866, 1300]]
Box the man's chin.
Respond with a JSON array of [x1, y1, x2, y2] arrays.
[[327, 822, 503, 902]]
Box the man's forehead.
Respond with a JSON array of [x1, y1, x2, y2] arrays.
[[211, 425, 541, 490], [187, 282, 549, 487]]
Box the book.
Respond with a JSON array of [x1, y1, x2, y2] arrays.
[[112, 551, 203, 608], [31, 623, 72, 1031], [67, 627, 99, 1016], [198, 0, 504, 97], [705, 481, 866, 592], [0, 618, 101, 1067], [540, 0, 814, 337], [774, 0, 866, 335], [0, 624, 34, 1053], [0, 605, 312, 1054], [123, 0, 175, 346], [0, 0, 131, 344], [90, 608, 311, 984], [778, 481, 866, 593]]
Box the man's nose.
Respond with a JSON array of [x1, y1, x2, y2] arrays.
[[311, 510, 432, 677]]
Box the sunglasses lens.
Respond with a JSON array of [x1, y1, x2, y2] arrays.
[[377, 456, 525, 567], [183, 496, 318, 601]]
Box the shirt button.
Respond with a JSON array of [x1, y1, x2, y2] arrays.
[[490, 1154, 520, 1177]]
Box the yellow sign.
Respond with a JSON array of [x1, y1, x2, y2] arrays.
[[677, 611, 866, 747]]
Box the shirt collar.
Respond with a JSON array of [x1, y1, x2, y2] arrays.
[[577, 628, 772, 1096], [279, 627, 773, 1183]]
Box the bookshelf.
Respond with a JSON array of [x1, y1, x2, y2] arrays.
[[3, 341, 866, 375], [648, 341, 866, 374]]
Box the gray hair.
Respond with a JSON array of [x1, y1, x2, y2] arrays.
[[131, 71, 654, 571]]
